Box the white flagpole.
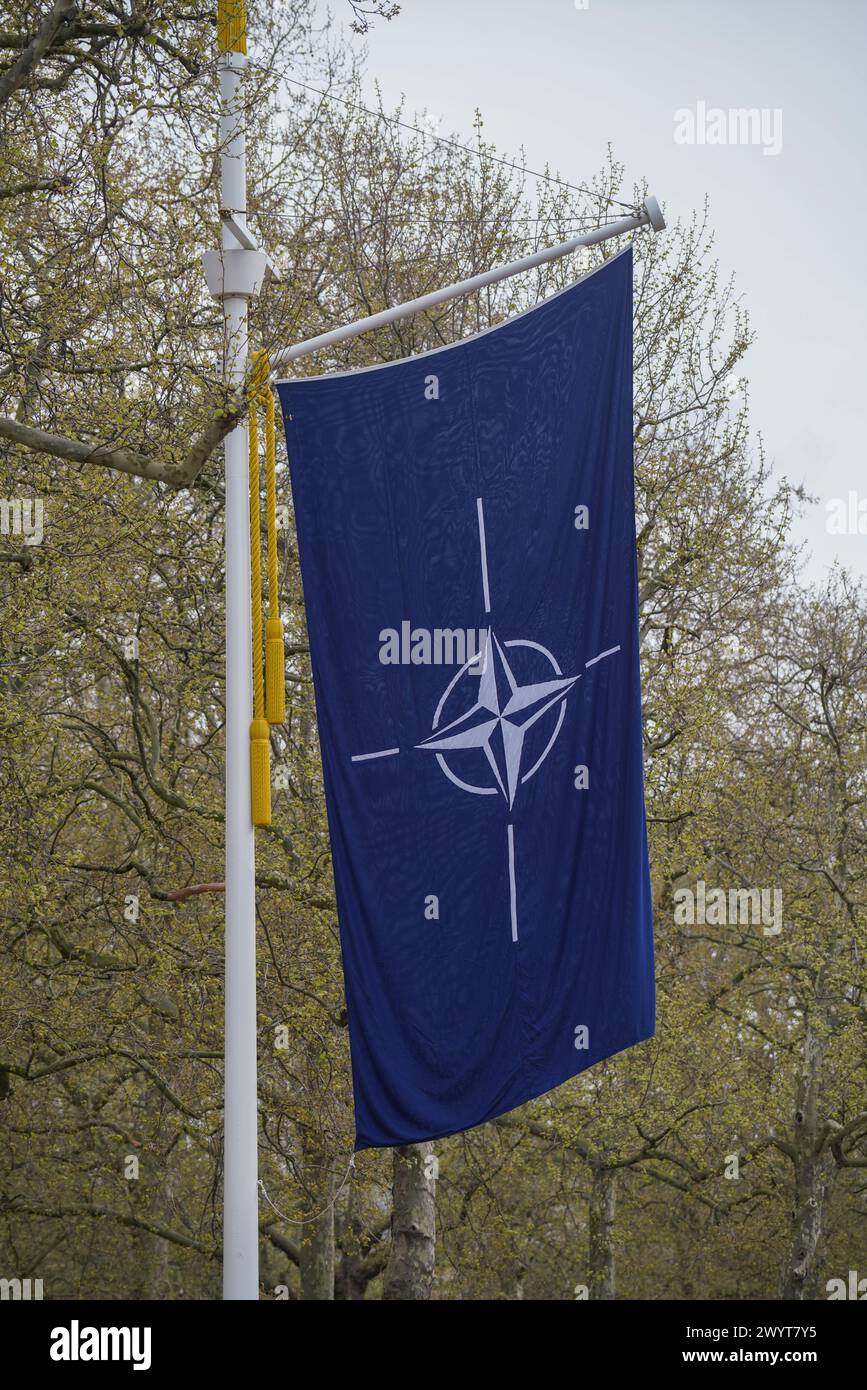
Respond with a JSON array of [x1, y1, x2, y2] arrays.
[[202, 1, 268, 1301], [272, 197, 665, 370]]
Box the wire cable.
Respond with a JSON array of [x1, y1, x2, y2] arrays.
[[284, 76, 636, 212]]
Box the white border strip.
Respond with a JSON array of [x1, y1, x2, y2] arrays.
[[476, 497, 491, 615], [585, 645, 621, 668], [507, 823, 518, 943]]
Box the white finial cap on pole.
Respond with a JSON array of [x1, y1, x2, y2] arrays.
[[643, 194, 666, 232]]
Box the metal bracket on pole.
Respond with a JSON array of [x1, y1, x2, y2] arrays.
[[219, 207, 258, 251], [211, 209, 286, 285], [202, 246, 271, 302]]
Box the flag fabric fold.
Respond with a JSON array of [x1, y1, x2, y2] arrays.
[[277, 245, 654, 1150]]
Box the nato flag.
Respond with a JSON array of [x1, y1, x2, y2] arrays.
[[277, 246, 654, 1149]]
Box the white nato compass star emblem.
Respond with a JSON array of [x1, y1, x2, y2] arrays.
[[416, 629, 579, 809], [351, 497, 622, 942]]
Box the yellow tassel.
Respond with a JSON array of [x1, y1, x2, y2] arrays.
[[249, 718, 271, 827], [262, 380, 286, 726], [249, 383, 267, 827], [248, 349, 284, 822], [265, 617, 286, 725]]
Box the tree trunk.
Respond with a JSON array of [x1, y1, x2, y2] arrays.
[[299, 1206, 334, 1300], [335, 1245, 366, 1301], [298, 1141, 335, 1301], [781, 1152, 836, 1300], [781, 1018, 835, 1300], [588, 1165, 617, 1300], [335, 1178, 370, 1301], [382, 1142, 436, 1300]]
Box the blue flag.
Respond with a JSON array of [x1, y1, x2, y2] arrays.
[[277, 246, 654, 1150]]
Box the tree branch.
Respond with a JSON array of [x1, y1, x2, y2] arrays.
[[0, 395, 244, 488], [3, 1199, 216, 1256], [0, 0, 77, 109]]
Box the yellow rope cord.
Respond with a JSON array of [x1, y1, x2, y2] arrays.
[[247, 351, 286, 823], [248, 374, 270, 826], [265, 387, 278, 612], [263, 382, 286, 725], [248, 402, 264, 723]]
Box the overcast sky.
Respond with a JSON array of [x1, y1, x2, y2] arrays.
[[328, 0, 867, 583]]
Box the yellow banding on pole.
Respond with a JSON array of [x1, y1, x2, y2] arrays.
[[217, 0, 247, 55], [248, 388, 270, 827]]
